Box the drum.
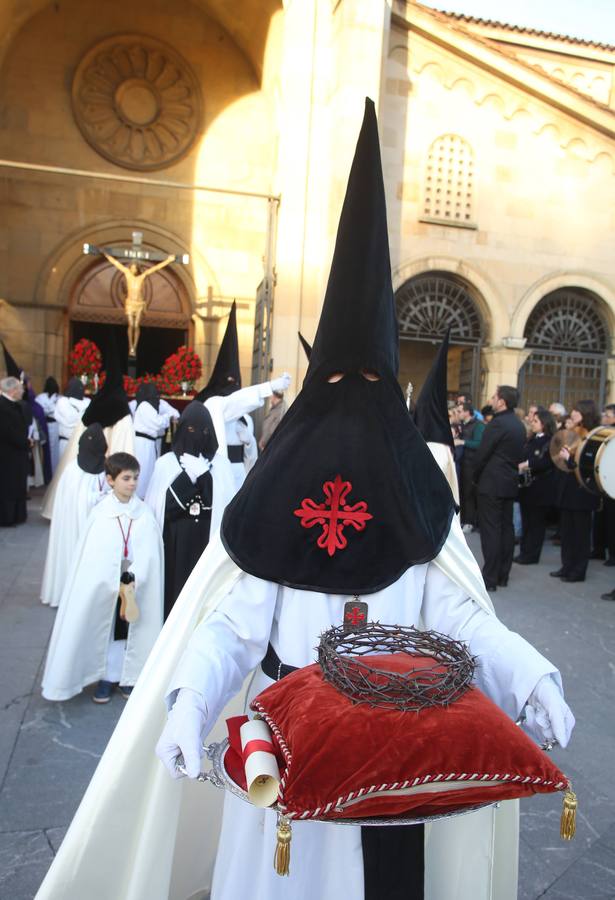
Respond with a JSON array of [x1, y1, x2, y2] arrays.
[[576, 426, 615, 498]]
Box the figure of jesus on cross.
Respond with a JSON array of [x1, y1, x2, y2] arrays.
[[83, 232, 189, 360]]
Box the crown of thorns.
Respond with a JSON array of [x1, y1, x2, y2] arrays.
[[317, 622, 475, 711]]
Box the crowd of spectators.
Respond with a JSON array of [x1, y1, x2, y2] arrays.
[[449, 389, 615, 600]]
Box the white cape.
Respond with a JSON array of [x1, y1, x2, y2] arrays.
[[41, 493, 163, 701], [40, 461, 109, 608], [41, 415, 134, 520], [427, 441, 460, 505], [35, 516, 524, 900]]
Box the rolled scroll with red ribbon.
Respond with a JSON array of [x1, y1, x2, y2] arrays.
[[240, 718, 280, 807]]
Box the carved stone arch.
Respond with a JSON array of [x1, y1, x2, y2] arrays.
[[511, 272, 615, 341]]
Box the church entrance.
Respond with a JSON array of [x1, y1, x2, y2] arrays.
[[395, 272, 485, 405], [519, 288, 610, 410], [68, 254, 193, 377]]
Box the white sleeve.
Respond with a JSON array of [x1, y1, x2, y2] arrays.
[[134, 402, 170, 436], [159, 399, 179, 420], [166, 574, 277, 729], [216, 381, 273, 422], [420, 563, 560, 720], [55, 397, 80, 429]]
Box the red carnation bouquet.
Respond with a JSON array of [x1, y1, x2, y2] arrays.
[[159, 346, 202, 395], [67, 339, 103, 378]]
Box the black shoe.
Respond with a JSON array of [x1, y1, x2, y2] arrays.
[[561, 576, 585, 583], [513, 556, 537, 565], [590, 550, 606, 560], [498, 577, 509, 587], [601, 590, 615, 601], [485, 583, 497, 592], [118, 685, 133, 699], [549, 569, 565, 578], [604, 558, 615, 567]]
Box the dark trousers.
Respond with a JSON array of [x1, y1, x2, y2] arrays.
[[560, 508, 592, 579], [460, 463, 478, 526], [362, 824, 424, 900], [519, 503, 549, 563], [477, 493, 514, 587], [592, 498, 615, 558]]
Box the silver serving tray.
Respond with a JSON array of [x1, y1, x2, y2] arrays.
[[191, 739, 497, 827]]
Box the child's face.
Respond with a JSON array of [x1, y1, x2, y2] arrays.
[[107, 469, 139, 502]]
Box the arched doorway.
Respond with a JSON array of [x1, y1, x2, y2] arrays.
[[395, 272, 485, 402], [69, 256, 193, 376], [519, 288, 610, 410]]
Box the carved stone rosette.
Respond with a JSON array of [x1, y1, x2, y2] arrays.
[[72, 34, 202, 171]]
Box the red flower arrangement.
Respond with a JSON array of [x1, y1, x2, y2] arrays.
[[67, 339, 103, 378], [160, 346, 202, 393]]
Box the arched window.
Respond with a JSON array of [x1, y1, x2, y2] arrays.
[[423, 134, 475, 226], [520, 288, 609, 410], [395, 272, 484, 401]]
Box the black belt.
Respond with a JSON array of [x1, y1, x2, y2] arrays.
[[261, 643, 298, 681], [136, 431, 156, 441], [59, 435, 68, 441], [228, 444, 245, 464], [46, 417, 56, 423]]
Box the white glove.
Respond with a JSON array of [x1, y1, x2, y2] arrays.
[[179, 453, 211, 484], [156, 688, 208, 779], [524, 676, 575, 748], [270, 372, 291, 394]]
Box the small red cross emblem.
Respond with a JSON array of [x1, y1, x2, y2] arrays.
[[293, 475, 373, 556], [345, 606, 365, 626]]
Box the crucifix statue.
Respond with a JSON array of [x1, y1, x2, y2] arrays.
[[83, 232, 190, 363]]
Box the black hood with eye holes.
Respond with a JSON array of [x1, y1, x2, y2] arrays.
[[196, 301, 241, 401], [220, 100, 455, 595]]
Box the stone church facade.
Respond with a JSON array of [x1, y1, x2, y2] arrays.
[[0, 0, 614, 410]]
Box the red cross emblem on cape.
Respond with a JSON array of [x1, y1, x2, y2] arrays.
[[293, 475, 373, 557]]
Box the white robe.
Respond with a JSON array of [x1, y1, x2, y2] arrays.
[[205, 382, 273, 492], [133, 403, 174, 499], [144, 449, 235, 538], [33, 517, 559, 900], [54, 396, 90, 455], [427, 441, 460, 505], [36, 392, 60, 474], [41, 492, 163, 701], [41, 414, 134, 520], [40, 461, 110, 608]]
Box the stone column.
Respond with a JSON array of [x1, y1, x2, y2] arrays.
[[481, 338, 531, 403], [270, 0, 392, 396]]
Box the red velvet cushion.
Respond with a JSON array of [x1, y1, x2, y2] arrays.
[[247, 655, 568, 820]]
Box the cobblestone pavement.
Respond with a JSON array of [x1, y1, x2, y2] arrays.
[[1, 493, 614, 899]]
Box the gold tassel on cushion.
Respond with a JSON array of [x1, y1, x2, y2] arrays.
[[274, 814, 292, 876], [560, 786, 577, 840]]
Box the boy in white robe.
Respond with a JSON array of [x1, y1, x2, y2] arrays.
[[42, 452, 163, 704], [40, 423, 109, 608]]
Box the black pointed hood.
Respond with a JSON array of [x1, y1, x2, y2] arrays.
[[306, 99, 398, 383], [298, 332, 312, 362], [196, 301, 241, 401], [3, 343, 22, 379], [220, 99, 455, 595], [65, 377, 85, 400], [414, 329, 454, 451], [172, 400, 218, 460], [82, 333, 130, 428], [136, 382, 160, 412], [77, 423, 107, 474]]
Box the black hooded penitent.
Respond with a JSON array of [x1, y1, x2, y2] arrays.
[[82, 334, 130, 428], [136, 382, 160, 413], [3, 343, 22, 380], [77, 423, 108, 474], [172, 401, 218, 460], [65, 377, 85, 400], [196, 301, 241, 402], [413, 328, 455, 452], [298, 332, 312, 362], [44, 376, 60, 396], [221, 99, 455, 595]]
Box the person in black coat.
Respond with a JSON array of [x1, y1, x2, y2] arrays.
[[515, 408, 556, 564], [473, 385, 526, 591], [0, 376, 30, 526], [551, 399, 600, 583]]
